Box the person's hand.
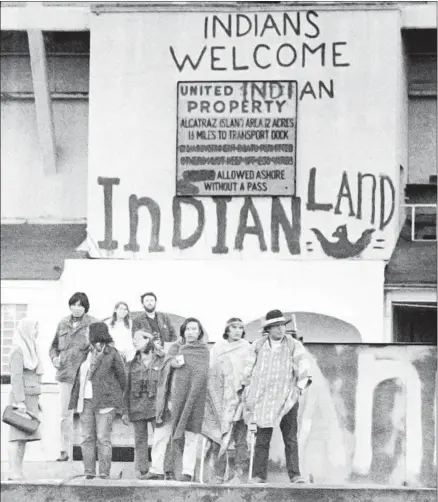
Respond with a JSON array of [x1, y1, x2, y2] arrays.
[[121, 414, 130, 426], [248, 422, 257, 433], [13, 403, 27, 414], [246, 423, 257, 444], [52, 356, 61, 368], [153, 340, 164, 351], [170, 357, 184, 368], [168, 401, 172, 411]]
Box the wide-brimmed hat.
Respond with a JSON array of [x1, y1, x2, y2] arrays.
[[262, 309, 291, 329]]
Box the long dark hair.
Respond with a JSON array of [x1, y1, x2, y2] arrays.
[[223, 317, 246, 340], [110, 301, 131, 328], [89, 322, 114, 345], [180, 317, 205, 341]]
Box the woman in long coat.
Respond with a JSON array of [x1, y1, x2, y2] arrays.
[[8, 318, 44, 480]]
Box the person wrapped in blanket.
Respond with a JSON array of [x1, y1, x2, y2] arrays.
[[121, 330, 168, 479], [202, 317, 255, 484], [144, 317, 210, 482], [244, 309, 312, 484]]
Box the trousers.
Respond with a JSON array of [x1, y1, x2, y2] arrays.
[[252, 402, 300, 481], [59, 382, 74, 454], [150, 422, 198, 477], [80, 399, 115, 477], [211, 419, 248, 478]]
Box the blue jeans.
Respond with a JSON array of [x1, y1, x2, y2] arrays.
[[133, 419, 152, 474], [80, 400, 115, 477]]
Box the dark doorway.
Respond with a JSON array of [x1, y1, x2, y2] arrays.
[[393, 303, 437, 343]]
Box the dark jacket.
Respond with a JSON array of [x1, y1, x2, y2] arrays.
[[49, 314, 98, 384], [132, 312, 177, 344], [69, 345, 127, 413], [125, 351, 168, 422]]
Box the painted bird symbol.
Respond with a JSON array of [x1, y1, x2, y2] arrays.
[[310, 225, 375, 259]]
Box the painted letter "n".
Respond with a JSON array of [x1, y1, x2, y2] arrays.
[[124, 195, 165, 253]]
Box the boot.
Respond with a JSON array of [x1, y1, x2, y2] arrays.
[[56, 451, 69, 462]]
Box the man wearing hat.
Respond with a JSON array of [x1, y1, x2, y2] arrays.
[[244, 309, 312, 484]]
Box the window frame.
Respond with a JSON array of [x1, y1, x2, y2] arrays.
[[384, 288, 437, 344], [402, 203, 437, 242]]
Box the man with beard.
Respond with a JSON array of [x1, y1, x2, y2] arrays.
[[132, 292, 177, 349]]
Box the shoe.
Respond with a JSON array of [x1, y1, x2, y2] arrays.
[[164, 471, 175, 481], [290, 475, 306, 484], [137, 471, 149, 480], [248, 476, 266, 484], [100, 474, 109, 479], [85, 475, 95, 480], [179, 474, 192, 482], [56, 451, 69, 462], [142, 472, 165, 480]]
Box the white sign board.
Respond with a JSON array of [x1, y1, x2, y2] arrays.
[[177, 80, 297, 196]]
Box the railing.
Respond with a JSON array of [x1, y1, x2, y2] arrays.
[[402, 204, 437, 242]]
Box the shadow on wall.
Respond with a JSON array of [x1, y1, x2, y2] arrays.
[[271, 344, 437, 487], [245, 312, 362, 343]]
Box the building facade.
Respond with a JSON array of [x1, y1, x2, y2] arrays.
[[0, 1, 436, 482]]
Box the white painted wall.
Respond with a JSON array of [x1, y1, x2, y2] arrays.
[[87, 8, 402, 261]]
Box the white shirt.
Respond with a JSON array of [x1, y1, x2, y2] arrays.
[[269, 338, 283, 351], [106, 319, 135, 362]]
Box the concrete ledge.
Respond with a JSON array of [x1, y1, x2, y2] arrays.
[[1, 480, 436, 502]]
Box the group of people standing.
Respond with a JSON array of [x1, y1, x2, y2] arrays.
[[7, 290, 312, 485]]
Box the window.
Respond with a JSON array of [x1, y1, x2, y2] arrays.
[[1, 304, 28, 383], [403, 204, 437, 241], [404, 29, 437, 185], [393, 302, 437, 344], [1, 30, 90, 97]]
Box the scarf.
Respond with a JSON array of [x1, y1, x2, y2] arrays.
[[12, 318, 44, 375]]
